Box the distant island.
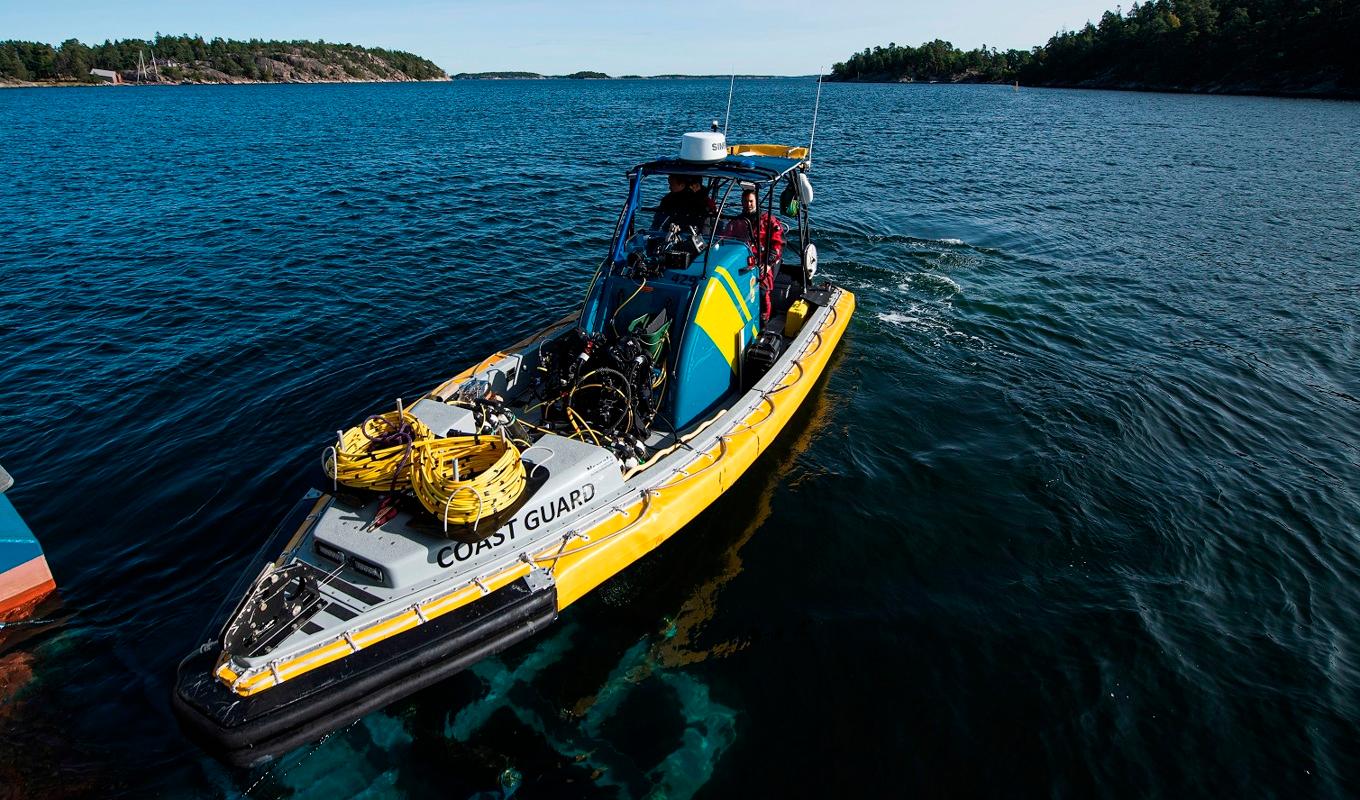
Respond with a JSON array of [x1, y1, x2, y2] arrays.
[[829, 0, 1357, 99], [0, 35, 447, 86], [452, 70, 609, 80], [451, 71, 798, 80]]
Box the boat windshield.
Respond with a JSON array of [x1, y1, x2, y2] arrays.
[[639, 173, 719, 237], [636, 171, 765, 225], [612, 171, 799, 269]]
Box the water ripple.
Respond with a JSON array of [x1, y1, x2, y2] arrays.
[[0, 81, 1358, 798]]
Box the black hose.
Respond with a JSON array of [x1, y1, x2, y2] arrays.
[[573, 366, 633, 433], [654, 411, 694, 452]]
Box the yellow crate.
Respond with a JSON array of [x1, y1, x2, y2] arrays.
[[784, 299, 810, 337]]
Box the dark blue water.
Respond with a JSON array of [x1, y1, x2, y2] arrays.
[[1, 80, 1358, 798]]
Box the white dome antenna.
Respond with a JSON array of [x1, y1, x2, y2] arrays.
[[679, 131, 727, 163]]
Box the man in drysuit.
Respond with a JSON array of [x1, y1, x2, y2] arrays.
[[729, 187, 783, 323]]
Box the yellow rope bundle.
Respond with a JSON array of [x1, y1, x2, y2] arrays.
[[329, 410, 433, 491], [411, 435, 527, 530]]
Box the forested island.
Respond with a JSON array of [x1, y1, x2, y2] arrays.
[[0, 35, 447, 86], [452, 70, 611, 80], [451, 71, 793, 80], [830, 0, 1357, 98]]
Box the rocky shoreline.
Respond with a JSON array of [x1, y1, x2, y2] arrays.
[[1, 39, 448, 87], [1032, 76, 1359, 101], [1, 76, 450, 89], [827, 73, 1358, 101]]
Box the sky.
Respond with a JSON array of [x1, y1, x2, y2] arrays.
[[2, 0, 1122, 75]]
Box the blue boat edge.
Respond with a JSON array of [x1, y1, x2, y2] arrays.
[[0, 463, 56, 623]]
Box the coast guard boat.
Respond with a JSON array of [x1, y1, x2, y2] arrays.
[[173, 130, 856, 766]]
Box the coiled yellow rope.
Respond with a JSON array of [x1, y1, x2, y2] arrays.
[[327, 404, 529, 533], [330, 409, 433, 491], [411, 435, 527, 530]]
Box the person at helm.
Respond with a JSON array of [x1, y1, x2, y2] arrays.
[[724, 187, 783, 323], [653, 174, 714, 231]]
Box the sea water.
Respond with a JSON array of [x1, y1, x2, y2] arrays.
[[0, 79, 1357, 797]]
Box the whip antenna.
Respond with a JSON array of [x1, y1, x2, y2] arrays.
[[723, 72, 735, 135], [807, 68, 825, 166]]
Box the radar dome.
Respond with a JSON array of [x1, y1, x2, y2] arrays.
[[679, 131, 727, 163]]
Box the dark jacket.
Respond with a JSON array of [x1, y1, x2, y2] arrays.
[[653, 189, 715, 230]]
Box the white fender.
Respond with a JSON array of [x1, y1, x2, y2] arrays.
[[797, 172, 814, 205]]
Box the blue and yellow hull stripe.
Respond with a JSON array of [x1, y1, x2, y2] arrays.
[[693, 266, 759, 374]]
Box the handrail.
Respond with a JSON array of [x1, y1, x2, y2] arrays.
[[660, 436, 730, 490], [519, 444, 555, 478], [321, 446, 338, 491], [443, 485, 484, 535], [530, 489, 656, 566]]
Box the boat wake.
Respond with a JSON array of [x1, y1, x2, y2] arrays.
[[901, 271, 962, 296]]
